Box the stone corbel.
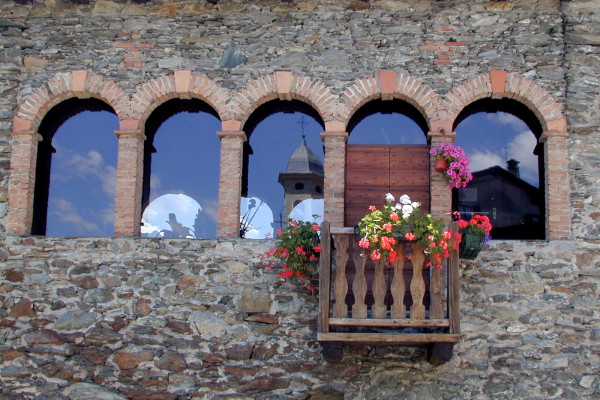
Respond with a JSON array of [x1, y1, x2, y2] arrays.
[[320, 131, 348, 143], [427, 127, 456, 142], [114, 129, 146, 140], [217, 130, 247, 141], [12, 130, 43, 142]]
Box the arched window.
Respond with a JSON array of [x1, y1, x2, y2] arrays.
[[241, 100, 325, 239], [347, 99, 427, 145], [141, 99, 221, 239], [33, 98, 119, 236], [345, 99, 429, 226], [453, 99, 544, 239]]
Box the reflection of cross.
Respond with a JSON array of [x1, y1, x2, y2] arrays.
[[297, 115, 308, 137]]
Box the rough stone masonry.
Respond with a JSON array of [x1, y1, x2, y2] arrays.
[[0, 0, 599, 399]]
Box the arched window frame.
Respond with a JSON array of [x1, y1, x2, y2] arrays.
[[437, 70, 569, 240], [331, 72, 443, 227], [117, 71, 230, 237], [8, 70, 128, 236], [227, 71, 336, 237]]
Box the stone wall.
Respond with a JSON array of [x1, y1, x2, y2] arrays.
[[0, 236, 598, 399], [0, 0, 599, 399]]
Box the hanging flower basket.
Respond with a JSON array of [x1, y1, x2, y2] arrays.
[[455, 212, 492, 260], [430, 143, 473, 188], [434, 158, 448, 172], [459, 230, 484, 260]]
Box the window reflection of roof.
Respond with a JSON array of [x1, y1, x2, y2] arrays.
[[285, 137, 324, 176]]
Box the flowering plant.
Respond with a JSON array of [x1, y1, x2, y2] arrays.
[[357, 193, 421, 262], [261, 217, 321, 290], [430, 142, 473, 189], [358, 193, 462, 270], [454, 211, 493, 246], [406, 209, 462, 269]]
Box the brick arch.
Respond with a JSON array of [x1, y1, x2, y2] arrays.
[[230, 71, 339, 130], [128, 70, 231, 131], [9, 70, 129, 236], [339, 71, 439, 132], [13, 70, 129, 133], [437, 70, 569, 240], [437, 70, 566, 133]]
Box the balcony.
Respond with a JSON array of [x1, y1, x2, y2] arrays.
[[317, 221, 460, 364]]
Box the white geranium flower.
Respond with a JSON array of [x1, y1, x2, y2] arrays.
[[399, 194, 411, 205], [402, 204, 413, 218], [385, 193, 395, 204], [411, 201, 421, 209]]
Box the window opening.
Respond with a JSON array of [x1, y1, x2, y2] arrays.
[[453, 99, 544, 240], [33, 98, 118, 236], [241, 100, 325, 238], [345, 99, 430, 227], [347, 99, 427, 145], [141, 99, 221, 239]]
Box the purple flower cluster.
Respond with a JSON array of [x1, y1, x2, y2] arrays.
[[430, 143, 473, 188]]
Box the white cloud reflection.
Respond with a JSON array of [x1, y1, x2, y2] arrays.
[[50, 198, 100, 234], [461, 112, 539, 186], [54, 145, 117, 197]]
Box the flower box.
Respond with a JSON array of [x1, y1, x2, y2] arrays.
[[459, 230, 484, 260], [391, 224, 415, 239]]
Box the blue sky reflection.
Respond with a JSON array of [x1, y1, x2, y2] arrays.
[[46, 110, 118, 236], [455, 112, 539, 187], [141, 111, 221, 238]]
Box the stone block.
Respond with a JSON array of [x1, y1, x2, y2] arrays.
[[189, 310, 225, 337], [23, 56, 48, 71], [237, 287, 272, 313]]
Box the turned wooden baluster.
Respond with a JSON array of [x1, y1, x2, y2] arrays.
[[372, 258, 387, 319], [351, 242, 368, 319], [430, 262, 444, 319], [390, 249, 406, 319], [332, 235, 349, 318], [409, 243, 426, 320]]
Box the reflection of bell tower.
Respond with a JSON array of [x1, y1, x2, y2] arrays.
[[278, 136, 324, 220]]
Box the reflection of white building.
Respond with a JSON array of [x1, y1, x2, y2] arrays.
[[278, 137, 324, 222], [239, 197, 274, 239], [289, 198, 324, 225], [141, 193, 201, 238]]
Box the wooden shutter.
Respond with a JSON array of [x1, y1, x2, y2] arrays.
[[345, 144, 430, 227]]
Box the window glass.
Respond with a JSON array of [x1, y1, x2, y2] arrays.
[[289, 198, 324, 225], [45, 110, 119, 236], [348, 99, 427, 144], [349, 112, 426, 144], [454, 111, 543, 239], [141, 108, 221, 238], [239, 196, 275, 239], [242, 108, 324, 238], [344, 100, 430, 224]]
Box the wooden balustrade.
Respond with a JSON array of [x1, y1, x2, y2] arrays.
[[318, 221, 460, 362]]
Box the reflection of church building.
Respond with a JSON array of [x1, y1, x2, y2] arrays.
[[278, 137, 324, 221], [456, 159, 543, 239]]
